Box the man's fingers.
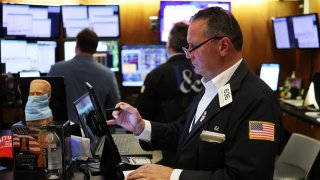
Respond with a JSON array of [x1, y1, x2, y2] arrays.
[[106, 120, 116, 125]]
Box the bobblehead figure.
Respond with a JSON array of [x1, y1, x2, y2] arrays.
[[25, 79, 53, 126]]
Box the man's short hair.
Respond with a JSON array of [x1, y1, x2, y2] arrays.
[[168, 22, 189, 53], [191, 7, 243, 51], [76, 28, 99, 53]]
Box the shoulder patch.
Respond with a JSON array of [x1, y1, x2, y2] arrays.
[[249, 121, 275, 141]]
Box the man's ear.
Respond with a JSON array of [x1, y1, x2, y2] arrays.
[[219, 37, 231, 56]]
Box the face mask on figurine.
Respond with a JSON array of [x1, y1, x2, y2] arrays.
[[25, 79, 53, 126], [25, 94, 52, 121]]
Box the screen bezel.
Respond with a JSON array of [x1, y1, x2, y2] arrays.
[[271, 13, 320, 50], [61, 4, 121, 39], [1, 3, 61, 39], [85, 82, 122, 166]]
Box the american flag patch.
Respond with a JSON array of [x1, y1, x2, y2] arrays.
[[249, 121, 275, 141]]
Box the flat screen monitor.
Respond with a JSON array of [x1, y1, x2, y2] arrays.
[[159, 1, 231, 42], [19, 76, 68, 123], [272, 13, 320, 49], [2, 3, 61, 38], [121, 44, 167, 87], [61, 5, 120, 38], [63, 40, 120, 71], [259, 63, 280, 91], [73, 82, 123, 178], [1, 39, 57, 73]]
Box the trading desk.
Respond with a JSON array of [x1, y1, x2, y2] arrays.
[[280, 101, 320, 140]]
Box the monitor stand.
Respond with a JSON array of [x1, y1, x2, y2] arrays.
[[90, 135, 124, 180]]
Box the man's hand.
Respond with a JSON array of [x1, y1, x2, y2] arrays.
[[127, 164, 173, 180], [106, 102, 145, 135]]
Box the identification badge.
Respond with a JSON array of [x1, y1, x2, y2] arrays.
[[200, 130, 225, 143], [218, 83, 232, 107]]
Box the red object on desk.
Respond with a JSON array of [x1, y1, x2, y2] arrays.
[[0, 134, 13, 159]]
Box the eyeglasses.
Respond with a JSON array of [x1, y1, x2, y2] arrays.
[[182, 36, 224, 58]]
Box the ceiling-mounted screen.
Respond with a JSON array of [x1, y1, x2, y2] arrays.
[[2, 3, 61, 38], [62, 5, 120, 38], [159, 1, 231, 42], [272, 13, 320, 49]]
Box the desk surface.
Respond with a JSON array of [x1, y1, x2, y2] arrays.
[[280, 101, 320, 127]]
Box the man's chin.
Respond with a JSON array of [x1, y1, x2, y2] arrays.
[[194, 68, 201, 75]]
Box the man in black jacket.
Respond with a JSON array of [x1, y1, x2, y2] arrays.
[[108, 7, 282, 180], [135, 22, 202, 166]]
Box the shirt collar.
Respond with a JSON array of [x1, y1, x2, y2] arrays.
[[201, 58, 243, 92], [168, 52, 184, 59]]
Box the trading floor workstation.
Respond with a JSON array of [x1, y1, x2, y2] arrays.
[[1, 0, 320, 179]]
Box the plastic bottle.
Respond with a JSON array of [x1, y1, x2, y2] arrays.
[[43, 124, 63, 179]]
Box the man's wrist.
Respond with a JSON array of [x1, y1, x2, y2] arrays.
[[134, 120, 145, 136]]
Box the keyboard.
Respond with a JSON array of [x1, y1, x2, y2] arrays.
[[113, 134, 130, 154], [121, 156, 151, 165], [112, 133, 153, 156]]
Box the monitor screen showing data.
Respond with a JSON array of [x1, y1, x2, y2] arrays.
[[2, 3, 61, 38], [61, 5, 120, 38], [121, 44, 167, 87], [272, 13, 320, 49], [159, 1, 231, 42], [1, 39, 57, 73], [64, 40, 119, 71]]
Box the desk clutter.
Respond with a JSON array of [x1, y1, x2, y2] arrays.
[[11, 121, 71, 174]]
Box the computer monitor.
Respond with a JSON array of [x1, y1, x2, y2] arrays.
[[303, 72, 320, 110], [19, 70, 40, 78], [74, 92, 103, 154], [61, 5, 120, 38], [272, 13, 320, 49], [259, 63, 280, 91], [121, 44, 167, 87], [19, 76, 68, 123], [0, 39, 57, 74], [2, 3, 61, 38], [159, 1, 231, 42], [74, 82, 123, 178], [63, 40, 120, 71]]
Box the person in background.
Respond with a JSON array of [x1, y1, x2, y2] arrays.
[[135, 22, 202, 166], [48, 28, 120, 123], [108, 7, 282, 180]]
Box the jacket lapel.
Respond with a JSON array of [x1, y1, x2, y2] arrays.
[[181, 60, 250, 145], [178, 89, 204, 145]]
